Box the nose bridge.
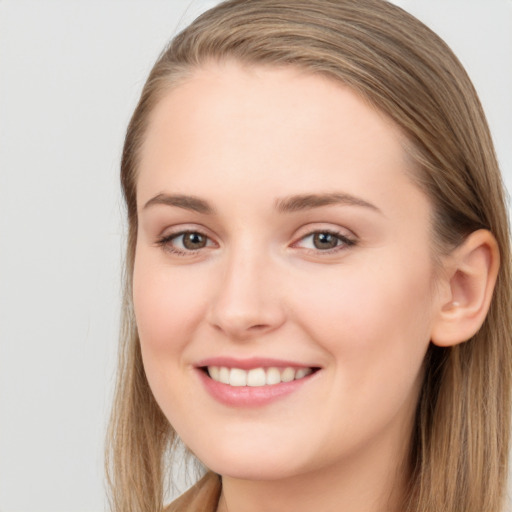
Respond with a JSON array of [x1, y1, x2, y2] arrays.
[[208, 238, 284, 338]]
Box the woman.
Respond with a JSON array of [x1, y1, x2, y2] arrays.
[[106, 1, 512, 511]]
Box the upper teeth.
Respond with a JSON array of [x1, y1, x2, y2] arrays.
[[207, 366, 313, 387]]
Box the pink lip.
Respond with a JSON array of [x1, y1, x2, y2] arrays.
[[196, 356, 315, 370], [195, 358, 320, 407]]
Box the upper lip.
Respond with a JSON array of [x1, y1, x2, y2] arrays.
[[196, 357, 319, 370]]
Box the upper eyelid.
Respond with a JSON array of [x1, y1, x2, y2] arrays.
[[292, 223, 357, 240], [159, 229, 215, 244], [154, 227, 217, 252], [292, 231, 355, 247], [157, 224, 214, 240], [154, 224, 357, 246], [156, 230, 217, 257]]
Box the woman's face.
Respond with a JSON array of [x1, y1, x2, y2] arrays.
[[133, 62, 441, 482]]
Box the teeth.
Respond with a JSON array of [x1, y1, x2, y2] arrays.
[[207, 366, 313, 387], [295, 368, 309, 379], [219, 366, 230, 384], [209, 366, 220, 381], [247, 368, 266, 387], [281, 367, 295, 382], [229, 368, 247, 387], [266, 367, 281, 385]]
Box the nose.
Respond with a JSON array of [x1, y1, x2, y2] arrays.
[[207, 247, 286, 340]]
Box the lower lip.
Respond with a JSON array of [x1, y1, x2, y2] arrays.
[[197, 369, 315, 407]]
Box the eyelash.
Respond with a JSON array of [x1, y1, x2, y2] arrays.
[[156, 230, 215, 256], [156, 229, 357, 256], [292, 229, 356, 254]]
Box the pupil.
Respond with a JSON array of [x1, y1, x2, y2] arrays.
[[313, 233, 338, 250], [183, 232, 206, 249]]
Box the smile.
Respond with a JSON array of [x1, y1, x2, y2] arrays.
[[207, 366, 313, 387]]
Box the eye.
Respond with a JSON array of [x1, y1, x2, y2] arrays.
[[157, 230, 215, 254], [294, 230, 355, 252], [178, 232, 209, 250]]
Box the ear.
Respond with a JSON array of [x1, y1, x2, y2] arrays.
[[431, 229, 500, 347]]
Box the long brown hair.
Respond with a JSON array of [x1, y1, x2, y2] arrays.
[[106, 1, 512, 510]]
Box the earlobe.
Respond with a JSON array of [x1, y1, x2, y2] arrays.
[[431, 229, 500, 347]]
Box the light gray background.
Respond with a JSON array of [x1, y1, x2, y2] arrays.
[[0, 1, 510, 511]]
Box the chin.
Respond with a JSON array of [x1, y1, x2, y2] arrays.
[[208, 460, 300, 482], [193, 442, 307, 481]]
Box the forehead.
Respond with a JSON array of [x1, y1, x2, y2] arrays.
[[136, 61, 427, 220]]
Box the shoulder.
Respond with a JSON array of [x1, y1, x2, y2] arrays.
[[164, 472, 221, 512]]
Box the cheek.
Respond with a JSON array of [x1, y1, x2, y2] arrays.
[[132, 251, 211, 356], [295, 254, 434, 386], [301, 255, 432, 325], [132, 251, 215, 419]]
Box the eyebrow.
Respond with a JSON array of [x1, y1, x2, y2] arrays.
[[143, 193, 215, 214], [142, 191, 381, 215], [275, 192, 381, 214]]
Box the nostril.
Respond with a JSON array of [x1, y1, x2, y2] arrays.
[[207, 295, 287, 338], [250, 324, 269, 330]]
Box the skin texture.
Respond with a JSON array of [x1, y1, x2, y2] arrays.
[[132, 62, 480, 512]]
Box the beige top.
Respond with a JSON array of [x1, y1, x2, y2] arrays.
[[165, 472, 221, 512]]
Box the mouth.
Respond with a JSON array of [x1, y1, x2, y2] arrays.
[[196, 358, 321, 406], [202, 365, 318, 387]]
